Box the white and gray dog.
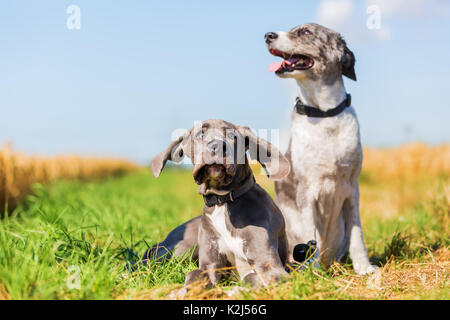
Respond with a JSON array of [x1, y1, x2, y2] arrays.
[[266, 23, 377, 275], [142, 23, 377, 276]]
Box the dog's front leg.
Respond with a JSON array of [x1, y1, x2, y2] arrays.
[[243, 233, 288, 288], [185, 224, 225, 288], [344, 184, 378, 275], [185, 264, 222, 289], [185, 258, 224, 288]]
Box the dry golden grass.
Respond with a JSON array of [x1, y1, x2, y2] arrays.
[[361, 144, 449, 218], [122, 247, 449, 300], [363, 143, 450, 183], [0, 284, 9, 300], [0, 143, 140, 213], [244, 248, 449, 300]]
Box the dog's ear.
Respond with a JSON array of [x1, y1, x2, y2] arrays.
[[340, 39, 357, 81], [237, 126, 290, 181], [151, 130, 192, 178]]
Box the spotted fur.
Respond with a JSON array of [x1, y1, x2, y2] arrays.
[[267, 23, 377, 275]]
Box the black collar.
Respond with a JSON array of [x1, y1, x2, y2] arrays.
[[295, 94, 351, 118], [203, 177, 255, 207]]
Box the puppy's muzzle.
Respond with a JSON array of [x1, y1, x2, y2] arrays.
[[192, 138, 235, 184]]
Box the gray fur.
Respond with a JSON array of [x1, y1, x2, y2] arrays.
[[146, 119, 290, 288]]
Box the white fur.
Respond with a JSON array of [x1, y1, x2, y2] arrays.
[[207, 204, 255, 279], [287, 82, 376, 275]]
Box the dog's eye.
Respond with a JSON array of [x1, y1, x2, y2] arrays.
[[299, 29, 312, 36], [195, 131, 204, 139]]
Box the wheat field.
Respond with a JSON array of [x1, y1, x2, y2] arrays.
[[0, 144, 140, 214], [363, 143, 450, 183], [361, 143, 449, 220], [2, 142, 448, 215]]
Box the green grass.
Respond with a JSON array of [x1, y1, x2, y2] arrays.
[[0, 171, 448, 299]]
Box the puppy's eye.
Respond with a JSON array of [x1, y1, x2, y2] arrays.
[[226, 132, 235, 139], [298, 29, 312, 36], [195, 131, 204, 139]]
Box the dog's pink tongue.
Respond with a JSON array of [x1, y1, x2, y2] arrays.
[[269, 58, 296, 72], [269, 62, 283, 72]]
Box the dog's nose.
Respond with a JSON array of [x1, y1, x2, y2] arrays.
[[264, 32, 278, 43], [208, 139, 227, 155]]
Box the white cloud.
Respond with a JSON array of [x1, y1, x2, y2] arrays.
[[316, 0, 354, 30], [316, 0, 391, 44], [315, 0, 449, 44], [366, 0, 450, 18]]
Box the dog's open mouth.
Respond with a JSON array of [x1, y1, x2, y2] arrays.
[[268, 49, 314, 73], [194, 164, 233, 187]]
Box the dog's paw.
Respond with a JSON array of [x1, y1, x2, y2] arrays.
[[354, 263, 379, 275]]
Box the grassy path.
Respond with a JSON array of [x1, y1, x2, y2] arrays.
[[0, 170, 448, 299]]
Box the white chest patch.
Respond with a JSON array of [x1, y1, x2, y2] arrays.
[[290, 108, 361, 186], [207, 205, 246, 263]]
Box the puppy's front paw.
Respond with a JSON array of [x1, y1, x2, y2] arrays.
[[354, 263, 379, 275], [185, 269, 204, 285]]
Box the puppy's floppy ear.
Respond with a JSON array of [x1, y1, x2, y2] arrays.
[[237, 126, 290, 181], [151, 130, 191, 178], [340, 38, 357, 81]]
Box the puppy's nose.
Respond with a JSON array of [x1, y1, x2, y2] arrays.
[[208, 139, 227, 155], [264, 32, 278, 43]]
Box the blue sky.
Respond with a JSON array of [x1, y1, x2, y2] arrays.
[[1, 0, 449, 163]]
